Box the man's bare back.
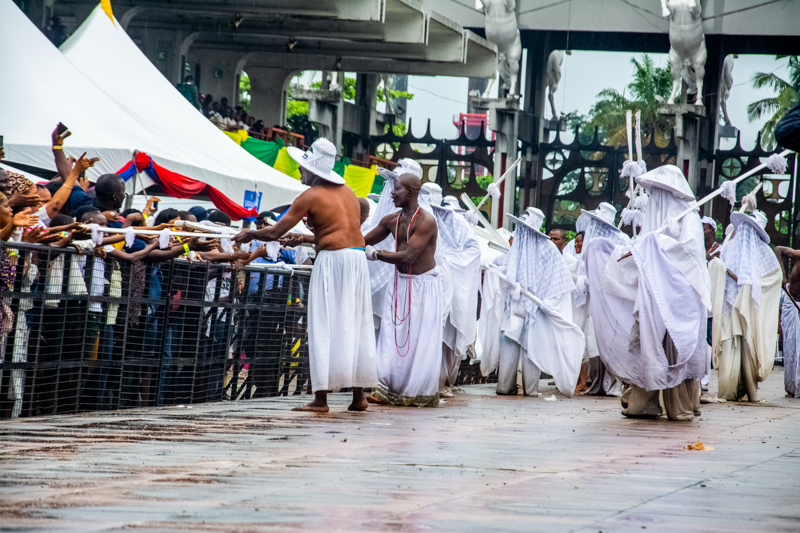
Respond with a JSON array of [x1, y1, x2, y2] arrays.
[[302, 183, 364, 252], [236, 175, 364, 253]]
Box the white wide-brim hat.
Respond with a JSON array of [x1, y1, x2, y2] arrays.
[[507, 213, 549, 239], [287, 138, 345, 185], [731, 210, 770, 244], [636, 164, 695, 202], [579, 201, 622, 232]]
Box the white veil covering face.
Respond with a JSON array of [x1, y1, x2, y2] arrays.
[[490, 216, 584, 396], [430, 203, 482, 357], [588, 168, 710, 391], [720, 218, 779, 312]]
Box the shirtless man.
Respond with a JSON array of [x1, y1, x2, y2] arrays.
[[363, 173, 443, 407], [775, 246, 800, 300], [234, 138, 376, 413]]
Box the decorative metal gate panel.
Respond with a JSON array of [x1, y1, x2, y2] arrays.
[[710, 133, 797, 248], [370, 119, 495, 201], [538, 127, 677, 233]]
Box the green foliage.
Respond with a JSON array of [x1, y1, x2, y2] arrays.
[[238, 72, 251, 114], [476, 174, 493, 190], [748, 56, 800, 150], [585, 54, 674, 148]]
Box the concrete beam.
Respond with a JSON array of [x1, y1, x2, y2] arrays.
[[239, 49, 496, 78]]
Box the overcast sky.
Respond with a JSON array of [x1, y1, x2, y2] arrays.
[[404, 52, 791, 151]]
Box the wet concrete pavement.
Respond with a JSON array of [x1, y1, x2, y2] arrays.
[[1, 370, 799, 533]]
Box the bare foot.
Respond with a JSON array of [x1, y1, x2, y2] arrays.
[[292, 402, 330, 413], [366, 394, 387, 405], [348, 398, 369, 411]]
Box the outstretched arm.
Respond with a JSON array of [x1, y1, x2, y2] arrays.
[[233, 191, 311, 244], [364, 213, 394, 247]]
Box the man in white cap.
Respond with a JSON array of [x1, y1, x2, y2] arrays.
[[585, 165, 710, 420], [711, 211, 781, 401], [363, 171, 442, 407], [234, 138, 376, 413], [702, 216, 721, 259], [572, 203, 628, 396], [775, 243, 800, 398], [480, 208, 584, 397]]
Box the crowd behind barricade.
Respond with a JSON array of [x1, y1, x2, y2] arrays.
[[0, 124, 319, 419], [176, 77, 275, 138]]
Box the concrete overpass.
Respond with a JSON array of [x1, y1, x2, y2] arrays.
[[24, 0, 497, 130]]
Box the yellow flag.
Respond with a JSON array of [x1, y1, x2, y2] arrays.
[[101, 0, 115, 26]]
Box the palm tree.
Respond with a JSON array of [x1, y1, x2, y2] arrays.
[[747, 55, 800, 150], [585, 54, 673, 148]]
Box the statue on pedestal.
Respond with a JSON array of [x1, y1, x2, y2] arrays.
[[719, 55, 734, 126], [661, 0, 707, 105], [476, 0, 522, 98], [546, 50, 564, 120]]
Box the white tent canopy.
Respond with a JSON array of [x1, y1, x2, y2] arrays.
[[0, 1, 305, 217]]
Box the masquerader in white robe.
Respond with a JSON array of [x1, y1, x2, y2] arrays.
[[480, 208, 584, 397], [572, 205, 628, 396], [711, 211, 781, 402], [586, 165, 710, 421], [425, 194, 482, 398]]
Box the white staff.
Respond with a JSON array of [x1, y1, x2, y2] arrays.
[[673, 149, 792, 224]]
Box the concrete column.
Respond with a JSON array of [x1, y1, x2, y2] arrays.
[[246, 66, 294, 127], [187, 48, 247, 106], [522, 33, 552, 216]]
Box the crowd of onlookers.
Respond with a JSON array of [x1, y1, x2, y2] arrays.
[[0, 124, 318, 414], [176, 77, 272, 136]]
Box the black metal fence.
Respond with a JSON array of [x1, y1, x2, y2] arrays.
[[0, 242, 311, 419]]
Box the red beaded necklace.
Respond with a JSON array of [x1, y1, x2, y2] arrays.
[[393, 206, 421, 357]]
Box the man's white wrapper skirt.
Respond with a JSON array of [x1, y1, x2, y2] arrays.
[[308, 249, 377, 392], [374, 268, 443, 407]]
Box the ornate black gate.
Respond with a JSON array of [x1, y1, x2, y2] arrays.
[[538, 127, 677, 234], [709, 133, 798, 248], [369, 119, 495, 202]]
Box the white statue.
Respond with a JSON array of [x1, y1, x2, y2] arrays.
[[719, 54, 734, 126], [476, 0, 522, 98], [662, 0, 707, 105], [380, 73, 394, 114], [546, 50, 564, 120]]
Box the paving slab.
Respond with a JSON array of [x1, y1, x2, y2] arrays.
[[0, 370, 798, 532]]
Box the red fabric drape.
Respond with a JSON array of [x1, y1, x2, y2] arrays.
[[129, 152, 257, 220], [207, 186, 258, 219], [134, 152, 205, 198]]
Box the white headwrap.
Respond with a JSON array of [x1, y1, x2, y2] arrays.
[[701, 216, 717, 232]]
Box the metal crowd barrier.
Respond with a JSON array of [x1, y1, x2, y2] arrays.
[[0, 242, 311, 419]]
